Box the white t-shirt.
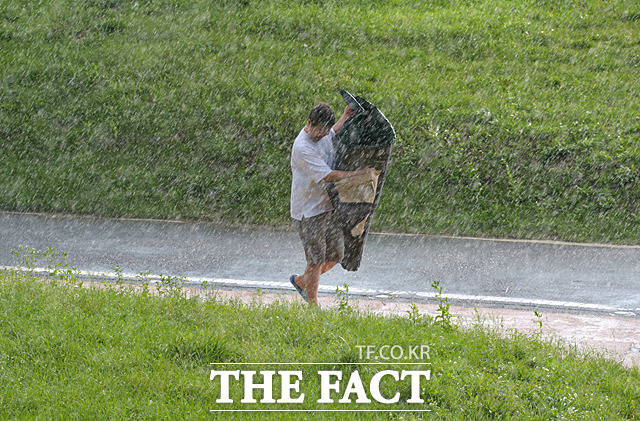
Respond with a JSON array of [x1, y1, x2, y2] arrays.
[[290, 128, 336, 220]]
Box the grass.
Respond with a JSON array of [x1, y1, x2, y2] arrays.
[[1, 268, 639, 419], [1, 0, 640, 243]]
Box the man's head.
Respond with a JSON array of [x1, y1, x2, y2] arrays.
[[306, 102, 335, 141]]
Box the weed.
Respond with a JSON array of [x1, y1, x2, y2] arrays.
[[137, 270, 151, 296], [157, 273, 186, 298], [432, 280, 453, 327], [11, 246, 82, 287], [534, 310, 543, 337], [112, 265, 124, 285], [10, 246, 40, 271], [200, 279, 217, 302], [407, 303, 421, 323], [336, 283, 351, 312], [407, 302, 432, 324], [473, 307, 484, 328]]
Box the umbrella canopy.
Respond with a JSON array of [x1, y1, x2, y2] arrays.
[[327, 90, 396, 271]]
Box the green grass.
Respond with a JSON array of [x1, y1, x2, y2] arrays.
[[1, 269, 639, 419], [1, 0, 639, 243]]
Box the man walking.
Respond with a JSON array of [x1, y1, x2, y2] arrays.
[[289, 102, 374, 305]]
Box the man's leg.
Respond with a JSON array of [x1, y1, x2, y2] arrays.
[[293, 213, 331, 305], [321, 262, 338, 274], [294, 264, 322, 304], [294, 261, 336, 304], [293, 212, 343, 305]]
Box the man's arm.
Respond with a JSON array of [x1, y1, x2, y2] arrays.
[[323, 167, 376, 183], [324, 105, 370, 182], [332, 106, 355, 133]]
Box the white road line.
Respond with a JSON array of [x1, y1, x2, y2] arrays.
[[3, 265, 635, 315]]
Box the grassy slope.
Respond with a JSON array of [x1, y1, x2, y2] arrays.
[[0, 270, 639, 419], [1, 0, 639, 242]]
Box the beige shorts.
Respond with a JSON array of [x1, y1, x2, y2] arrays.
[[294, 211, 344, 266]]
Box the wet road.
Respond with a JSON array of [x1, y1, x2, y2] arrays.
[[1, 212, 639, 314]]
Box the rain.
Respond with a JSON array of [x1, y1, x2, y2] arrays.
[[1, 0, 640, 416]]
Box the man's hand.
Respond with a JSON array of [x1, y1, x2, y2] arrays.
[[332, 106, 355, 133]]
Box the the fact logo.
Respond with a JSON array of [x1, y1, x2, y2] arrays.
[[209, 345, 431, 411]]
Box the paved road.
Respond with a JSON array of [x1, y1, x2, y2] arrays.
[[1, 212, 639, 315]]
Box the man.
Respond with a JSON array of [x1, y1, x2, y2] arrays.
[[289, 102, 374, 305]]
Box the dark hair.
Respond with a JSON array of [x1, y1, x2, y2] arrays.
[[308, 102, 335, 127]]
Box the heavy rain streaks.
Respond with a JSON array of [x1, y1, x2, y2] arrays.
[[1, 1, 639, 310]]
